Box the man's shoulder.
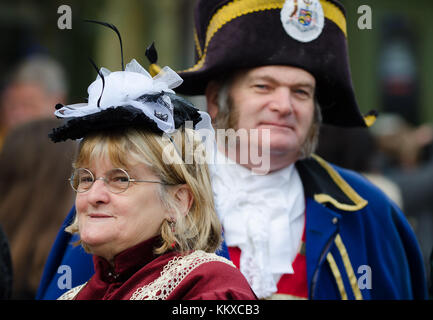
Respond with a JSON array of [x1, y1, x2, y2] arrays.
[[327, 160, 394, 205], [297, 155, 395, 211]]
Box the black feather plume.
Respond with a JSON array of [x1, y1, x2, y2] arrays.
[[84, 19, 125, 71], [145, 42, 158, 64], [88, 58, 105, 109]]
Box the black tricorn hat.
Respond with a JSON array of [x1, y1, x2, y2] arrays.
[[177, 0, 375, 127]]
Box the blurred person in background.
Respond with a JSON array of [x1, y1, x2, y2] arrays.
[[317, 114, 433, 296], [370, 113, 433, 171], [0, 54, 67, 149], [316, 125, 404, 210], [372, 114, 433, 295], [0, 118, 77, 299]]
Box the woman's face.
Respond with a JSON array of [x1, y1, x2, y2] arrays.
[[75, 155, 169, 262]]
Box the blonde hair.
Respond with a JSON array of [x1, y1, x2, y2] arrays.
[[67, 127, 222, 255]]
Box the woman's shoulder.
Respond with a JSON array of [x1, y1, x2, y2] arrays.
[[174, 250, 257, 299], [131, 250, 256, 300], [180, 250, 236, 268], [181, 250, 243, 280]]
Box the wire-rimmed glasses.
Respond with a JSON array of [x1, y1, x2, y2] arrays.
[[69, 168, 166, 194]]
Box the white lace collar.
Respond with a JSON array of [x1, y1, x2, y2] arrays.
[[210, 151, 305, 298]]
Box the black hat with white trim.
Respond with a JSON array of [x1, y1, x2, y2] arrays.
[[49, 22, 208, 143]]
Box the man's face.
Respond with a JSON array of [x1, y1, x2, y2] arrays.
[[228, 65, 316, 158]]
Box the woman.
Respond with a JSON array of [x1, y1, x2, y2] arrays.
[[51, 49, 256, 300]]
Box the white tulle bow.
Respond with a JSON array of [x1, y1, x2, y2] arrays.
[[54, 59, 183, 134]]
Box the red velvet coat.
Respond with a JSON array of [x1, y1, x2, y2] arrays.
[[59, 237, 257, 300]]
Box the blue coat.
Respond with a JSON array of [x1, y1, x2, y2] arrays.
[[35, 208, 93, 300], [36, 155, 427, 299]]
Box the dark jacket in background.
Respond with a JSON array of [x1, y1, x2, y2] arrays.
[[0, 225, 12, 299]]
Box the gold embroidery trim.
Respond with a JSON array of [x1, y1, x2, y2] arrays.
[[364, 114, 377, 127], [334, 234, 363, 300], [326, 252, 348, 300], [193, 27, 203, 58], [148, 64, 161, 77], [321, 0, 347, 36], [57, 282, 87, 300], [183, 0, 347, 73], [130, 250, 236, 300], [312, 154, 368, 211], [299, 240, 306, 256]]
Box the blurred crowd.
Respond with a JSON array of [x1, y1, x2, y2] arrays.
[[316, 115, 433, 295], [0, 54, 77, 299]]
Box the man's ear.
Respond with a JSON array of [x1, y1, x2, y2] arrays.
[[205, 81, 221, 121], [170, 184, 194, 218]]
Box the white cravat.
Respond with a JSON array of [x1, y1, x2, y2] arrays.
[[210, 151, 305, 299]]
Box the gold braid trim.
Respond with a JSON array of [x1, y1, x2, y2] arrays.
[[312, 154, 368, 211], [193, 27, 203, 58], [326, 234, 364, 300], [364, 113, 377, 127], [183, 0, 347, 73], [326, 252, 348, 300], [321, 0, 347, 36], [334, 234, 363, 300], [148, 64, 162, 77]]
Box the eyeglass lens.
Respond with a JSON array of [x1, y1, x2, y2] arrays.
[[70, 168, 131, 193]]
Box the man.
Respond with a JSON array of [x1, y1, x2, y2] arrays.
[[37, 0, 427, 300], [175, 0, 427, 299]]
